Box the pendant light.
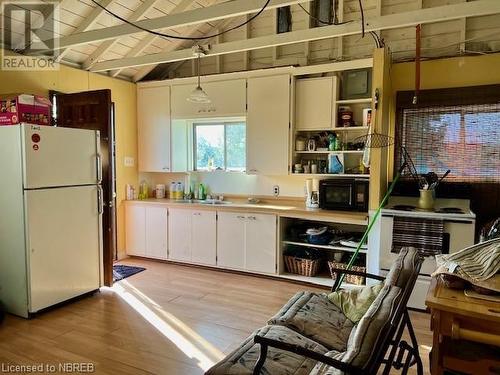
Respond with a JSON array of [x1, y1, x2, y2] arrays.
[[187, 46, 211, 104]]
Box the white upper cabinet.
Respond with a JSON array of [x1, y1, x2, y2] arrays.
[[171, 79, 246, 118], [295, 76, 337, 130], [137, 85, 171, 172], [247, 75, 290, 175]]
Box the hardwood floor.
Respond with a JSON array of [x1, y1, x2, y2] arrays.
[[0, 259, 432, 374]]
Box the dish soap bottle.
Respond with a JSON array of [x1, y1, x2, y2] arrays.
[[198, 183, 206, 200]]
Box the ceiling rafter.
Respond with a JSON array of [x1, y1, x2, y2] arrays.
[[88, 0, 500, 73], [108, 0, 198, 78], [81, 0, 160, 70], [133, 16, 236, 82], [43, 0, 311, 51], [56, 0, 116, 62]]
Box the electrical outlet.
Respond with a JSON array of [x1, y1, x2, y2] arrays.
[[124, 156, 135, 167], [273, 185, 280, 197]]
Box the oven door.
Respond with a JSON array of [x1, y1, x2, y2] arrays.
[[378, 215, 438, 275], [320, 182, 354, 210]]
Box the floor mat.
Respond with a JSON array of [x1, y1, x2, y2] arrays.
[[113, 265, 146, 281]]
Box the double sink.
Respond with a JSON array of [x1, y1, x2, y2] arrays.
[[174, 199, 232, 205]]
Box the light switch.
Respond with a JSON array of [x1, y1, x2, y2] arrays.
[[124, 156, 135, 167]]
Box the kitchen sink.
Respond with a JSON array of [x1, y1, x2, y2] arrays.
[[200, 200, 232, 205], [172, 199, 232, 205]]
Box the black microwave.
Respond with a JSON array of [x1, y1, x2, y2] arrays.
[[319, 178, 369, 212]]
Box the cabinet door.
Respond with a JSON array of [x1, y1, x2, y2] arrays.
[[247, 75, 290, 175], [168, 209, 191, 261], [171, 79, 246, 118], [245, 214, 277, 274], [137, 85, 171, 172], [191, 211, 217, 265], [145, 207, 168, 259], [217, 212, 246, 269], [295, 77, 336, 130], [125, 205, 146, 256]]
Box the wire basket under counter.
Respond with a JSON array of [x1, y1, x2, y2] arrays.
[[284, 255, 322, 277], [327, 261, 366, 285]]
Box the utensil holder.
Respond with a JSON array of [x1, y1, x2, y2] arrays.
[[418, 189, 435, 211]]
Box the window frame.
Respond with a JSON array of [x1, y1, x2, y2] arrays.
[[192, 119, 246, 173]]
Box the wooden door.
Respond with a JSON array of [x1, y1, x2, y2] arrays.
[[168, 209, 191, 262], [245, 213, 277, 274], [145, 206, 168, 259], [191, 210, 216, 265], [247, 75, 290, 175], [217, 212, 246, 269], [137, 85, 171, 172], [125, 205, 146, 257], [56, 89, 115, 286]]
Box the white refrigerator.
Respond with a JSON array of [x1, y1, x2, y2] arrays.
[[0, 124, 103, 318]]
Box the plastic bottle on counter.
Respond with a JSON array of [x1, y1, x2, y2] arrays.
[[198, 183, 206, 200], [169, 182, 176, 199], [176, 182, 184, 200]]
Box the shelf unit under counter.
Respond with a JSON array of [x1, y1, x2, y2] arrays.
[[278, 216, 369, 288]]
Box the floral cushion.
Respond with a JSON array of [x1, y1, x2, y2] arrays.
[[205, 325, 328, 375], [267, 291, 354, 351]]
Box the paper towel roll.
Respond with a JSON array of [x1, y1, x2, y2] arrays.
[[312, 178, 319, 192]]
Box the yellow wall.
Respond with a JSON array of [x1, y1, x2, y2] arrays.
[[0, 63, 138, 259], [385, 52, 500, 181]]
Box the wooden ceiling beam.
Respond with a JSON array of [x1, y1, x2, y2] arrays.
[[89, 0, 500, 73], [43, 0, 312, 51], [81, 0, 160, 70], [108, 0, 198, 78]]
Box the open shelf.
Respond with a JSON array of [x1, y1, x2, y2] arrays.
[[280, 273, 365, 288], [332, 126, 369, 131], [289, 173, 370, 178], [282, 240, 367, 254], [294, 150, 364, 154], [336, 98, 372, 104]]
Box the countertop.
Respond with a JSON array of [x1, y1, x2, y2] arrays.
[[124, 198, 368, 225]]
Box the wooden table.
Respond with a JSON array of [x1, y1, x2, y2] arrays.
[[425, 278, 500, 375]]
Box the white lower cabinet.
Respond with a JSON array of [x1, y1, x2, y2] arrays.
[[126, 204, 276, 274], [217, 212, 277, 274], [168, 208, 217, 265], [244, 214, 277, 274], [191, 211, 217, 265], [168, 208, 192, 262], [126, 204, 167, 259], [217, 212, 246, 269]]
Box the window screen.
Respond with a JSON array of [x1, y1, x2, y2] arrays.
[[277, 6, 292, 34], [396, 103, 500, 183]]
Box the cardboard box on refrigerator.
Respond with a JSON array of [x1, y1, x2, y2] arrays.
[[0, 94, 52, 126]]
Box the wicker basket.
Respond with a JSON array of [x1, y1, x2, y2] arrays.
[[284, 256, 321, 277], [328, 261, 366, 285]]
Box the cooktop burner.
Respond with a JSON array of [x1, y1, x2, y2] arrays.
[[391, 205, 416, 211]]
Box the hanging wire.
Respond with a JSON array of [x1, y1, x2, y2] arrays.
[[90, 0, 271, 41], [297, 1, 378, 47]]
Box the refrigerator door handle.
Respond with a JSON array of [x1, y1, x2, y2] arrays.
[[97, 186, 104, 215], [96, 154, 103, 184]]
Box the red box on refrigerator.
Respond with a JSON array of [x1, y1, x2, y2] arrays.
[[0, 94, 52, 126]]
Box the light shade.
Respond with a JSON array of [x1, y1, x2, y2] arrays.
[[187, 85, 211, 104]]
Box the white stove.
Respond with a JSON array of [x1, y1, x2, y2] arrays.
[[368, 197, 476, 310]]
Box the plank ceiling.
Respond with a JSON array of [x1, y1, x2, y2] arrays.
[[1, 0, 500, 82]]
